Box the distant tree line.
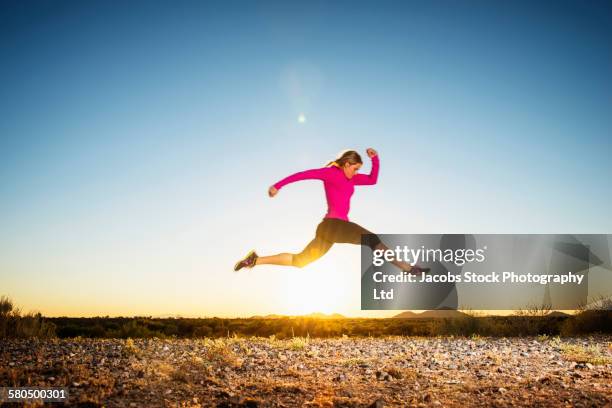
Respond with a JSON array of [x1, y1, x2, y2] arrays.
[[43, 313, 610, 339], [1, 296, 610, 339]]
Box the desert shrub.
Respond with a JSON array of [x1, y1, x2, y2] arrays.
[[0, 296, 56, 339], [287, 336, 309, 350], [108, 320, 160, 338], [558, 342, 611, 365], [561, 311, 610, 335], [561, 294, 612, 335], [194, 324, 213, 337], [0, 295, 12, 337], [504, 316, 554, 336], [514, 303, 553, 318], [434, 315, 481, 336], [122, 337, 141, 357], [202, 338, 242, 368]]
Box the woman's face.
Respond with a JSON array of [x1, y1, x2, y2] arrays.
[[343, 162, 362, 179]]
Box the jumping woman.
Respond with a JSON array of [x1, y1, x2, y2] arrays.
[[233, 148, 428, 274]]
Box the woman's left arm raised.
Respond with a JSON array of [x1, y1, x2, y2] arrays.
[[353, 148, 379, 186]]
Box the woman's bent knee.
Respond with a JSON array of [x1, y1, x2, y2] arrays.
[[291, 253, 310, 268], [363, 233, 382, 250]]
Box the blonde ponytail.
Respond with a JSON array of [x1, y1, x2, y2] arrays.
[[325, 150, 362, 168]]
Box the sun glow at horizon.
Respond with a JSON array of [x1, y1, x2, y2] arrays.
[[274, 251, 357, 316]]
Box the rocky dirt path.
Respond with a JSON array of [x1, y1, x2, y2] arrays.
[[1, 336, 611, 407]]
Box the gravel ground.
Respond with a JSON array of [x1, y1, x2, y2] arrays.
[[1, 336, 611, 407]]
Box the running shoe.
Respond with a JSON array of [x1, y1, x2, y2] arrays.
[[234, 250, 258, 272]]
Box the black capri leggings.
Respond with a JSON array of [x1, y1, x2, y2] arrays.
[[291, 218, 382, 268]]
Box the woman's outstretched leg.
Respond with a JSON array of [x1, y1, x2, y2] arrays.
[[249, 244, 419, 271], [234, 235, 333, 271], [257, 236, 333, 268], [255, 253, 293, 266]]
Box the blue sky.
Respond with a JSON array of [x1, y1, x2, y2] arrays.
[[1, 0, 611, 317]]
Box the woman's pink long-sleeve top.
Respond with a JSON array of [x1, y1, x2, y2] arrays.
[[273, 155, 379, 222]]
